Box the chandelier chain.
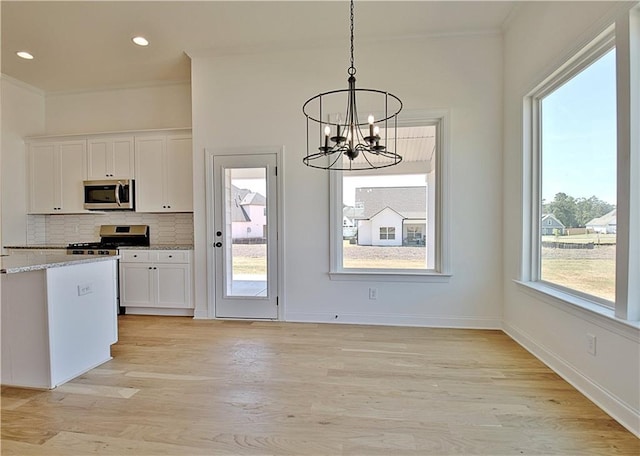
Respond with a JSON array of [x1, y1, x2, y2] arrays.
[[349, 0, 355, 75]]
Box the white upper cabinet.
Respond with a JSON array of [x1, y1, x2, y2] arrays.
[[87, 136, 134, 179], [29, 140, 87, 214], [165, 135, 193, 212], [135, 133, 192, 212], [26, 129, 190, 215]]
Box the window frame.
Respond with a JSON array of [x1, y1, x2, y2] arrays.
[[521, 11, 639, 322], [533, 31, 616, 309], [329, 110, 451, 282]]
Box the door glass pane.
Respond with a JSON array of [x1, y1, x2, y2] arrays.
[[224, 167, 268, 297], [540, 48, 616, 303]]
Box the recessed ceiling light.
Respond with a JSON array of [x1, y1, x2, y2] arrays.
[[16, 51, 34, 60], [132, 36, 149, 47]]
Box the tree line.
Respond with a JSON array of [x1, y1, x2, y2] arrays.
[[543, 193, 615, 228]]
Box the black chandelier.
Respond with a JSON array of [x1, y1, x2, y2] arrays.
[[302, 0, 403, 171]]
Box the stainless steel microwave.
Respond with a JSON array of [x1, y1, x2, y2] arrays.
[[83, 179, 134, 210]]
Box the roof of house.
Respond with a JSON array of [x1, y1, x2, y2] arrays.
[[230, 186, 267, 222], [586, 209, 617, 227], [541, 213, 565, 227], [231, 186, 251, 222], [353, 186, 426, 219], [240, 192, 266, 206]]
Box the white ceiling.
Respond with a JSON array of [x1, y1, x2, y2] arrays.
[[1, 1, 517, 93]]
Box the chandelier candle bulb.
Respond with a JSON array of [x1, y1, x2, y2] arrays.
[[368, 115, 375, 138], [324, 125, 331, 150]]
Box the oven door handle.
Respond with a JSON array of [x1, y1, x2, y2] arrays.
[[115, 182, 122, 207]]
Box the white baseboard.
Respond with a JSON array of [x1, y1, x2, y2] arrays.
[[285, 312, 502, 329], [503, 321, 640, 438], [124, 307, 194, 317]]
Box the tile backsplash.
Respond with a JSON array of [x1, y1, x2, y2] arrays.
[[27, 213, 193, 245]]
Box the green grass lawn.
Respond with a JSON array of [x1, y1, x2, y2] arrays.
[[541, 258, 615, 302], [230, 239, 616, 302]]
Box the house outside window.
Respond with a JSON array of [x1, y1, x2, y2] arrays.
[[329, 113, 451, 280], [379, 227, 395, 240]]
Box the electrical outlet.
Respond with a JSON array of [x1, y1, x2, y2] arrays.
[[77, 283, 93, 296], [586, 333, 596, 356], [369, 287, 377, 300]]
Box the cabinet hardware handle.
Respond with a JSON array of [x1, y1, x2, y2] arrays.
[[215, 242, 222, 248]]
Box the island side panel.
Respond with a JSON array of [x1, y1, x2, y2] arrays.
[[1, 270, 53, 388], [46, 259, 118, 387]]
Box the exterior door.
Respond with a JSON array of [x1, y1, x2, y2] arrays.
[[212, 154, 278, 319]]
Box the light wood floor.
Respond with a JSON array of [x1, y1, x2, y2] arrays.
[[2, 316, 638, 455]]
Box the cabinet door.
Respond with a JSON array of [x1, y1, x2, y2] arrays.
[[165, 135, 193, 212], [120, 263, 155, 307], [156, 263, 191, 308], [87, 138, 110, 179], [135, 137, 166, 212], [88, 137, 134, 179], [58, 141, 87, 213], [29, 143, 59, 213], [112, 137, 134, 179]]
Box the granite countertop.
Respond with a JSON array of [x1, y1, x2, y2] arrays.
[[6, 244, 194, 251], [118, 244, 194, 250], [4, 244, 68, 250], [1, 253, 119, 274]]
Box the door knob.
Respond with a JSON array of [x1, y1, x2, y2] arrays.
[[215, 242, 222, 248]]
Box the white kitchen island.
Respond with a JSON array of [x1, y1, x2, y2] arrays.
[[1, 253, 119, 389]]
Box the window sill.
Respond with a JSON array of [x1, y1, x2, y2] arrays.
[[330, 271, 451, 283], [514, 280, 640, 338]]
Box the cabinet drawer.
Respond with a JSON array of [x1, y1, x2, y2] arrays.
[[120, 251, 151, 262], [157, 251, 190, 263]]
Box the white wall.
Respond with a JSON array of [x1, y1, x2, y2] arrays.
[[502, 1, 640, 436], [191, 31, 504, 327], [44, 82, 191, 135], [1, 76, 46, 250]]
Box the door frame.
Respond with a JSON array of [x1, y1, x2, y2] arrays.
[[205, 146, 285, 320]]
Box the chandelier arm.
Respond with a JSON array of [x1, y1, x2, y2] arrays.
[[361, 150, 376, 169], [329, 150, 344, 169]]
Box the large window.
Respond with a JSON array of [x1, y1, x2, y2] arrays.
[[539, 47, 617, 304], [330, 115, 450, 279], [525, 13, 639, 321]]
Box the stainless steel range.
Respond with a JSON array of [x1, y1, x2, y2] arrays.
[[67, 225, 150, 255]]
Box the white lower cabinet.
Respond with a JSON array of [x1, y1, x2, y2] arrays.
[[120, 249, 193, 315]]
